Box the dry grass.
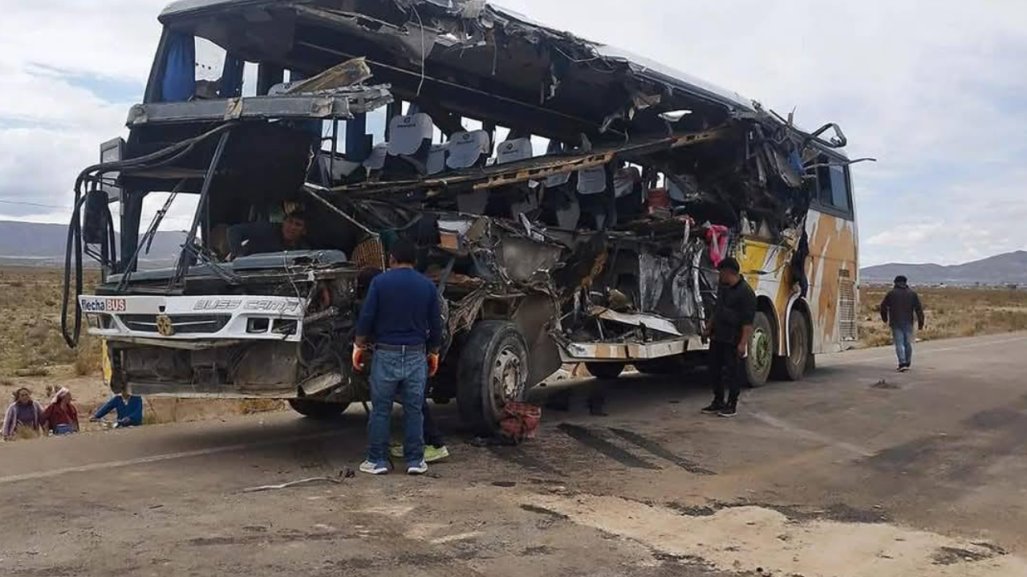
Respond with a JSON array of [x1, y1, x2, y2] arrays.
[[859, 286, 1027, 348], [0, 267, 101, 376]]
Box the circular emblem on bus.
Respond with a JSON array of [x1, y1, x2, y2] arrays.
[[155, 314, 175, 336]]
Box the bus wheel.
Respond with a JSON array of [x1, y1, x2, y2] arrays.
[[457, 321, 529, 435], [288, 399, 350, 419], [745, 312, 774, 387], [773, 308, 811, 381], [585, 362, 625, 380]]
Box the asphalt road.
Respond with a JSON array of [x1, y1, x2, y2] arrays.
[[2, 333, 1026, 577]]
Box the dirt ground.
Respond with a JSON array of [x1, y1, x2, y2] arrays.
[[2, 332, 1026, 576]]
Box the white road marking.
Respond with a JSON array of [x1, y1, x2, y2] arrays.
[[749, 411, 874, 457], [0, 430, 340, 486]]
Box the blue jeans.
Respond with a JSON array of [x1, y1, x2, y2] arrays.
[[892, 325, 914, 367], [366, 348, 426, 467]]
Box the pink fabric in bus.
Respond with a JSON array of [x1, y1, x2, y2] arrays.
[[705, 225, 729, 267]]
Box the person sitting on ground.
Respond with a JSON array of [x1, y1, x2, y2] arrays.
[[227, 211, 310, 257], [2, 387, 45, 441], [90, 389, 144, 428], [42, 387, 79, 436]]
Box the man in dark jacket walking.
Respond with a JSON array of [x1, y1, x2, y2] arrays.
[[879, 275, 925, 372]]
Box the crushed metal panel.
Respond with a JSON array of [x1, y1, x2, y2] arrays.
[[511, 294, 562, 386], [558, 338, 696, 362], [285, 57, 373, 93], [231, 341, 299, 389], [495, 235, 564, 284], [591, 307, 682, 337], [125, 89, 392, 126], [300, 371, 344, 397]]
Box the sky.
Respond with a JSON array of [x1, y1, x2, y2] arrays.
[[0, 0, 1025, 266]]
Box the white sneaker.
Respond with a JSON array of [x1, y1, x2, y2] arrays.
[[359, 460, 388, 475], [407, 461, 428, 475]]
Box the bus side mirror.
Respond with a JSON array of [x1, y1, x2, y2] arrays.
[[83, 189, 110, 245]]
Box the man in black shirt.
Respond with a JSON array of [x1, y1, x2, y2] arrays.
[[702, 257, 756, 418]]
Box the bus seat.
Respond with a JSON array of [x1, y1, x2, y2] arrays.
[[363, 142, 388, 176], [576, 165, 612, 229], [446, 130, 491, 170], [496, 138, 533, 165], [539, 171, 579, 229], [577, 166, 608, 195], [426, 143, 448, 175], [545, 171, 572, 187], [613, 166, 644, 221], [449, 132, 490, 213], [496, 138, 539, 219], [387, 113, 433, 157]]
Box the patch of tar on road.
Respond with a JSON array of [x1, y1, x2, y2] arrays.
[[866, 404, 1027, 487], [933, 546, 1000, 565], [962, 407, 1027, 431], [487, 445, 564, 476], [557, 423, 660, 470], [519, 503, 570, 520], [667, 500, 890, 524], [187, 527, 354, 547], [607, 427, 715, 475], [871, 378, 901, 390]]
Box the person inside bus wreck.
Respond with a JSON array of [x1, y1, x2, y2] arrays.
[[2, 387, 45, 441], [226, 210, 310, 257], [43, 387, 80, 436], [701, 257, 756, 418], [90, 389, 144, 428]]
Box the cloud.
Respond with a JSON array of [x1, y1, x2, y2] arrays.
[[1, 0, 1025, 266]]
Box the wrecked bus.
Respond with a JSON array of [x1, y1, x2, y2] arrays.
[[62, 0, 861, 432]]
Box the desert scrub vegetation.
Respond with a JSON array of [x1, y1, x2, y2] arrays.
[[859, 285, 1027, 348]]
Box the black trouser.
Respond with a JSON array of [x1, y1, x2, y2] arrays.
[[708, 340, 743, 407], [422, 400, 445, 448]]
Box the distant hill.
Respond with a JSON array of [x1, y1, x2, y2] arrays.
[[0, 220, 185, 268], [861, 251, 1027, 286]]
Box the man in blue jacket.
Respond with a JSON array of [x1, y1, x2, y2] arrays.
[[353, 239, 442, 476], [90, 389, 144, 428]]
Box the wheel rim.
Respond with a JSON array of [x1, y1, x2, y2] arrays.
[[489, 346, 525, 414], [752, 329, 772, 374]]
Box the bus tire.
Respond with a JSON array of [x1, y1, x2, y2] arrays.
[[745, 311, 774, 387], [457, 321, 529, 435], [585, 362, 626, 380], [288, 399, 349, 419], [773, 308, 812, 381]]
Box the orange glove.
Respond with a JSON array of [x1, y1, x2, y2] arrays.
[[352, 346, 366, 373], [427, 353, 440, 378]]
